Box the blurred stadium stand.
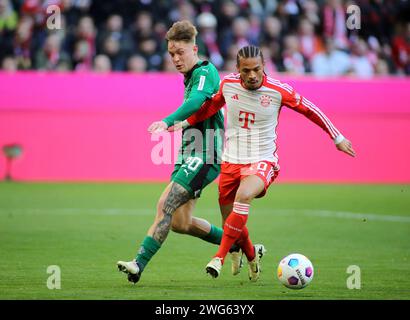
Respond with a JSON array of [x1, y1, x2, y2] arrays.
[[0, 0, 409, 76]]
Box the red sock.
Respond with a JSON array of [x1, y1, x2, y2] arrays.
[[236, 226, 255, 261], [215, 202, 249, 262]]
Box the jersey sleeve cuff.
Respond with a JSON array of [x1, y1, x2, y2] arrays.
[[181, 120, 190, 129], [162, 118, 172, 128], [334, 134, 345, 144]]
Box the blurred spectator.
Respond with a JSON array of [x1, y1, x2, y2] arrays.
[[0, 0, 18, 32], [261, 16, 282, 44], [20, 0, 45, 26], [261, 43, 277, 74], [298, 18, 323, 63], [358, 0, 396, 43], [260, 16, 282, 68], [374, 58, 390, 76], [349, 38, 374, 78], [216, 0, 240, 39], [248, 0, 278, 19], [222, 57, 236, 73], [55, 59, 71, 72], [392, 22, 410, 75], [14, 15, 35, 69], [222, 45, 239, 73], [301, 0, 320, 27], [169, 0, 196, 23], [21, 0, 65, 28], [101, 35, 127, 71], [35, 32, 71, 70], [366, 36, 381, 68], [311, 37, 351, 77], [132, 11, 155, 43], [1, 55, 17, 72], [63, 0, 92, 27], [282, 34, 305, 74], [127, 54, 147, 73], [276, 0, 301, 33], [322, 0, 349, 50], [221, 42, 239, 72], [72, 39, 93, 71], [93, 54, 111, 73], [65, 16, 96, 71], [220, 17, 256, 57], [97, 14, 134, 59], [378, 42, 397, 74], [0, 0, 18, 61], [248, 14, 262, 45], [137, 37, 162, 71], [196, 11, 223, 68]]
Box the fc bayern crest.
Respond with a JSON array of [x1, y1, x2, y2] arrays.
[[259, 95, 272, 107]]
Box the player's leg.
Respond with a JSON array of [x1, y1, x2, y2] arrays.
[[170, 199, 223, 245], [206, 175, 264, 278], [205, 163, 244, 278], [206, 161, 277, 279], [117, 182, 172, 282], [218, 202, 242, 275], [169, 157, 223, 244], [234, 163, 279, 280], [117, 158, 222, 283], [136, 186, 222, 275], [117, 181, 193, 283], [215, 175, 264, 260], [217, 162, 246, 275], [219, 203, 233, 222], [219, 201, 266, 278]]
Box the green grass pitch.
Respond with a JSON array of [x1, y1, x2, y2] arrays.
[[0, 182, 409, 300]]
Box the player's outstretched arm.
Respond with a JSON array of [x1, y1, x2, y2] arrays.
[[185, 90, 225, 126], [336, 138, 356, 157], [148, 93, 206, 134], [148, 93, 224, 133], [279, 83, 356, 158], [166, 89, 226, 132]]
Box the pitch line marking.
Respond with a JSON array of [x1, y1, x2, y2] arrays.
[[1, 208, 409, 223]]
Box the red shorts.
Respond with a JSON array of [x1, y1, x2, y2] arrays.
[[218, 160, 280, 205]]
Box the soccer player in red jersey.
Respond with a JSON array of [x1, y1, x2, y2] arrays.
[[171, 45, 356, 281]]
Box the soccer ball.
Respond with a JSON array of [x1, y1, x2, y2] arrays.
[[277, 253, 314, 289]]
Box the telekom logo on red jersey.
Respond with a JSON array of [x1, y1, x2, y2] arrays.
[[239, 111, 255, 130]]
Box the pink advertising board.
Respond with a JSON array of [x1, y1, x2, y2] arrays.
[[0, 72, 409, 183]]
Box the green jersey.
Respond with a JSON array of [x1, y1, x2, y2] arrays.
[[162, 60, 224, 197], [163, 60, 224, 165]]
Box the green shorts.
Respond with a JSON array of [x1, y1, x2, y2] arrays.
[[171, 156, 220, 198]]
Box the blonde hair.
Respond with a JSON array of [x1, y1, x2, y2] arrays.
[[165, 20, 198, 44]]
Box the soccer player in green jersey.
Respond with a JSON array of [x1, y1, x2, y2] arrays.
[[117, 20, 228, 284]]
